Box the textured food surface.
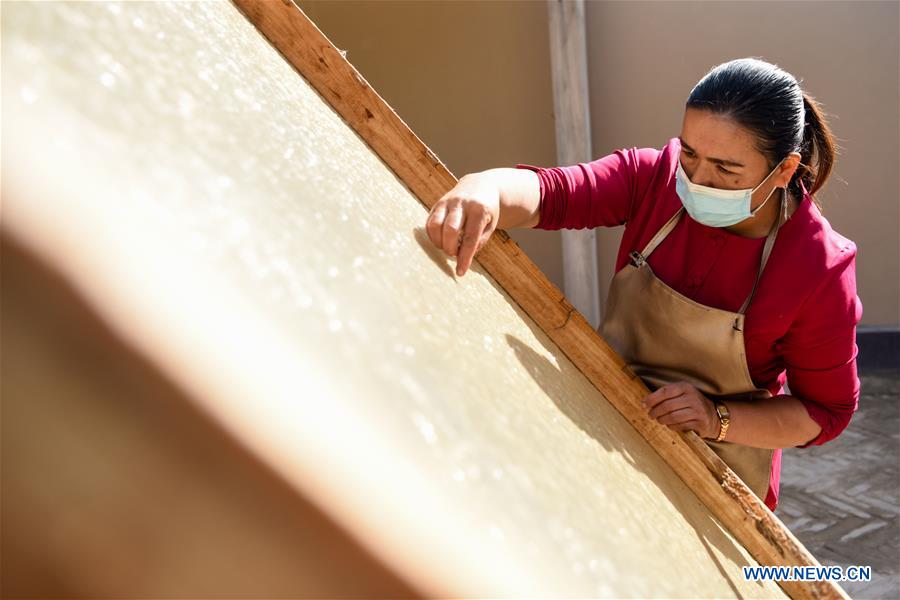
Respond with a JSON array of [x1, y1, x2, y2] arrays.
[[2, 2, 785, 597]]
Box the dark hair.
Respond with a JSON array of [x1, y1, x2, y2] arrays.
[[686, 58, 837, 204]]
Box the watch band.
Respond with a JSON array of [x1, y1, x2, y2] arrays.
[[713, 400, 731, 442]]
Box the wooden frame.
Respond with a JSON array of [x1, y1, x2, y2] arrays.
[[231, 1, 846, 598]]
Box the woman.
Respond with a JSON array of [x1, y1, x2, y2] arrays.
[[424, 58, 862, 512]]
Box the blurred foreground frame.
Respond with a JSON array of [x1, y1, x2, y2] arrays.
[[0, 1, 845, 598]]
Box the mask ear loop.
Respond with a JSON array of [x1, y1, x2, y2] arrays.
[[750, 157, 789, 217]]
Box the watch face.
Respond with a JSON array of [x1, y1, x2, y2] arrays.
[[716, 403, 729, 418]]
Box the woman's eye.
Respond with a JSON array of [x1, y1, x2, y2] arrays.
[[717, 165, 734, 175]]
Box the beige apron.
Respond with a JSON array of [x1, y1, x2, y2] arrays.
[[600, 194, 786, 502]]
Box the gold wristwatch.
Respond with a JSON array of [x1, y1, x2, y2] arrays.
[[713, 400, 731, 442]]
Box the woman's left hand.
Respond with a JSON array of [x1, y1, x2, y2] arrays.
[[641, 382, 720, 439]]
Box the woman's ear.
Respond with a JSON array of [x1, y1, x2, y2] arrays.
[[778, 152, 803, 187]]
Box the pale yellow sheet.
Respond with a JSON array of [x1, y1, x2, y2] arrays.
[[2, 1, 786, 597]]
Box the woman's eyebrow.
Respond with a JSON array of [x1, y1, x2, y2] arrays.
[[678, 137, 746, 168]]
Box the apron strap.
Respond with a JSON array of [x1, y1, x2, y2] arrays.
[[638, 206, 685, 259], [738, 188, 787, 315]]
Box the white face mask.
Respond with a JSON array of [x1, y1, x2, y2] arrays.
[[675, 157, 785, 228]]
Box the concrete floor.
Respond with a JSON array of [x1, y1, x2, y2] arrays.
[[779, 372, 900, 599]]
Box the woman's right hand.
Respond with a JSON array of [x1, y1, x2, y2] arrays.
[[425, 173, 500, 277]]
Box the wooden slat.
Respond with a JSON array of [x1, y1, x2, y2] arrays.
[[230, 2, 846, 598]]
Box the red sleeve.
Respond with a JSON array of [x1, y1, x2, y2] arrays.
[[514, 146, 662, 230], [781, 243, 863, 448]]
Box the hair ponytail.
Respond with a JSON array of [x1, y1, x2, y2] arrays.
[[795, 91, 837, 200]]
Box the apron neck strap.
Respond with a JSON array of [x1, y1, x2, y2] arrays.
[[738, 188, 787, 315], [635, 190, 787, 315], [639, 206, 685, 258]]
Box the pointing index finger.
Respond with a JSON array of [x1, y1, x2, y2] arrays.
[[456, 210, 490, 276]]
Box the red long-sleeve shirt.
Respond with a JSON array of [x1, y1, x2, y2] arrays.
[[516, 137, 863, 511]]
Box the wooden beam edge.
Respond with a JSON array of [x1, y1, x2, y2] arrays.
[[230, 2, 847, 598]]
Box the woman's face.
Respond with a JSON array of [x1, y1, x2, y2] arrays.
[[678, 107, 791, 208]]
